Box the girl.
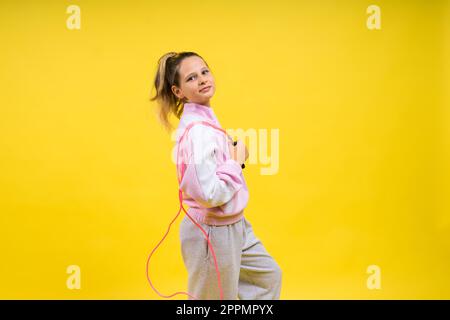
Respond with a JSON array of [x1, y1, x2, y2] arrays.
[[150, 51, 282, 300]]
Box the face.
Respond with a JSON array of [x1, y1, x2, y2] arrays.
[[171, 56, 215, 107]]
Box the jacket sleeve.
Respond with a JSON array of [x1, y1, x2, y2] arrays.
[[179, 124, 244, 208]]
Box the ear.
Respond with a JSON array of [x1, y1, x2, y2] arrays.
[[171, 85, 184, 100]]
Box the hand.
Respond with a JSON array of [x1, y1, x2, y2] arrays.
[[228, 139, 249, 165]]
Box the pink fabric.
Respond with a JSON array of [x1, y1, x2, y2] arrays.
[[175, 102, 249, 226]]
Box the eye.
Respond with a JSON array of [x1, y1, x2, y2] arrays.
[[187, 70, 209, 82]]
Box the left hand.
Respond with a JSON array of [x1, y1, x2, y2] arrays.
[[228, 139, 249, 165]]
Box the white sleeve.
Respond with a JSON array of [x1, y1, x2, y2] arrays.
[[179, 124, 244, 208]]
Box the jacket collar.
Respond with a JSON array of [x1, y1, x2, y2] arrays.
[[182, 102, 217, 123]]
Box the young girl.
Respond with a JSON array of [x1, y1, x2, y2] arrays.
[[150, 51, 282, 300]]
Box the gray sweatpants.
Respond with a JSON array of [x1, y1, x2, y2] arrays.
[[179, 215, 282, 300]]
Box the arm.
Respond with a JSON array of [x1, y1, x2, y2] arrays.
[[179, 125, 244, 208]]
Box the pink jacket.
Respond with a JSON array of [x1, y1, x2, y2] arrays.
[[174, 102, 249, 226]]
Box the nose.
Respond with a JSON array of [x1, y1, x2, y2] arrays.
[[199, 74, 208, 84]]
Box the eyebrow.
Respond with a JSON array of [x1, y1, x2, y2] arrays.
[[185, 67, 208, 81]]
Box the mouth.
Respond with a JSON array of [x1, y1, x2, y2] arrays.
[[199, 86, 212, 93]]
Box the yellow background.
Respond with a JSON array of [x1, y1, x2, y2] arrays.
[[0, 0, 449, 299]]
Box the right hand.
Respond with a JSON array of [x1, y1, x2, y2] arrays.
[[228, 139, 249, 165]]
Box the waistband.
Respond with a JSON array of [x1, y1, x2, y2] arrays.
[[187, 207, 245, 226]]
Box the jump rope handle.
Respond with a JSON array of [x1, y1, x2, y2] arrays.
[[232, 140, 245, 169]]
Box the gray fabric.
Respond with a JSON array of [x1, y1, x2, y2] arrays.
[[179, 215, 282, 300]]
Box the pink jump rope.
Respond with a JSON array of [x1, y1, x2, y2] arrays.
[[146, 120, 235, 300]]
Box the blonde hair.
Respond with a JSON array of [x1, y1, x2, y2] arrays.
[[150, 51, 209, 133]]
